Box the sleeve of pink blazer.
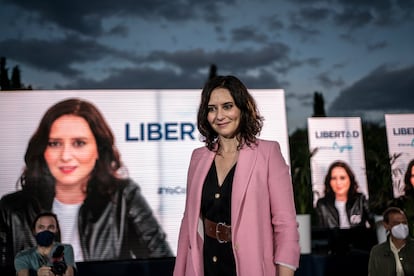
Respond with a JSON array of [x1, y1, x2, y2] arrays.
[[173, 148, 205, 276], [174, 208, 190, 275], [268, 141, 300, 267], [173, 155, 193, 276]]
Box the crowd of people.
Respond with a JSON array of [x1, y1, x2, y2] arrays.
[[0, 75, 413, 275]]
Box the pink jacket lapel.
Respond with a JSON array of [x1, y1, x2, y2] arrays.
[[231, 144, 258, 233]]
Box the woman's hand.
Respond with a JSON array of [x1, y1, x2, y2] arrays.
[[277, 264, 295, 276]]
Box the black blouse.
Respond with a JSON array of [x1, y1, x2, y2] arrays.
[[201, 161, 237, 276]]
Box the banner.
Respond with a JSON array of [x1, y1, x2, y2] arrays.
[[0, 89, 289, 255], [385, 114, 414, 198], [307, 117, 368, 207]]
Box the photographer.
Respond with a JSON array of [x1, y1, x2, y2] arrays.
[[14, 212, 75, 276]]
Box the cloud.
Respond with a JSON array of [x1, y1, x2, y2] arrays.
[[287, 22, 320, 41], [1, 0, 412, 133], [0, 35, 136, 76], [56, 64, 286, 90], [1, 0, 234, 36], [288, 0, 413, 29], [286, 92, 313, 107], [231, 26, 269, 43], [334, 0, 414, 26], [297, 6, 331, 23], [145, 43, 294, 73], [265, 16, 284, 30], [316, 72, 345, 89], [56, 66, 207, 89], [333, 7, 374, 29], [0, 29, 312, 90], [366, 40, 388, 52], [328, 64, 414, 116]]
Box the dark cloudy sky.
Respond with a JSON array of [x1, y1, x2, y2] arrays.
[[1, 0, 413, 133]]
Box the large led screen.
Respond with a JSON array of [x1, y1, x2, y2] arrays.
[[0, 89, 289, 258]]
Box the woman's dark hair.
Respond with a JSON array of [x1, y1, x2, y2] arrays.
[[197, 75, 264, 151], [20, 98, 124, 198], [404, 159, 414, 195], [31, 212, 62, 242], [323, 160, 359, 200]]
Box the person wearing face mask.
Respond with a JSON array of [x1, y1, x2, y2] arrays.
[[368, 207, 414, 276], [14, 212, 75, 276]]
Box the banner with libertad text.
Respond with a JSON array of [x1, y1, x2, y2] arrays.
[[385, 114, 414, 198], [307, 117, 368, 207]]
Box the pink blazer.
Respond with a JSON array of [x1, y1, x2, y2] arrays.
[[173, 139, 300, 276]]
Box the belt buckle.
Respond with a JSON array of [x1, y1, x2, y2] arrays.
[[215, 222, 228, 243]]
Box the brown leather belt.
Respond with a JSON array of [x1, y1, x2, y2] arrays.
[[204, 218, 232, 243]]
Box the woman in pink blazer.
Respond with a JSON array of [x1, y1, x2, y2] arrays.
[[173, 75, 300, 276]]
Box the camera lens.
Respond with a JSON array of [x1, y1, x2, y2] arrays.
[[51, 261, 67, 275]]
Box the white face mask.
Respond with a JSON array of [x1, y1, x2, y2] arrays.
[[391, 223, 409, 240]]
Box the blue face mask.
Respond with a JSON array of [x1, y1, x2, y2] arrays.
[[35, 230, 55, 247]]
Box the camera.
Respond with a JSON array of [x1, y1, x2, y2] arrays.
[[51, 245, 68, 276], [51, 260, 67, 276]]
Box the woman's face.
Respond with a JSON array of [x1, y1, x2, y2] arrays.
[[207, 88, 241, 139], [329, 166, 351, 200], [44, 115, 98, 189]]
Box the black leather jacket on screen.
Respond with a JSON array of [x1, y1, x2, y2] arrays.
[[315, 193, 373, 229], [0, 179, 172, 267]]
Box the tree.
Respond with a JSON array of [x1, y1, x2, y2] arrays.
[[0, 57, 11, 90], [362, 122, 394, 214], [208, 64, 217, 80], [312, 91, 326, 117], [11, 65, 22, 90], [289, 128, 315, 216], [0, 57, 31, 90]]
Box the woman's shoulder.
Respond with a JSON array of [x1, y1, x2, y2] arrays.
[[316, 196, 331, 207], [316, 197, 326, 205], [110, 179, 143, 206], [247, 139, 283, 157], [254, 138, 278, 145], [0, 190, 32, 210], [190, 145, 212, 159], [253, 138, 281, 149], [192, 145, 210, 154], [353, 192, 368, 201], [117, 178, 140, 193], [1, 189, 24, 200]]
